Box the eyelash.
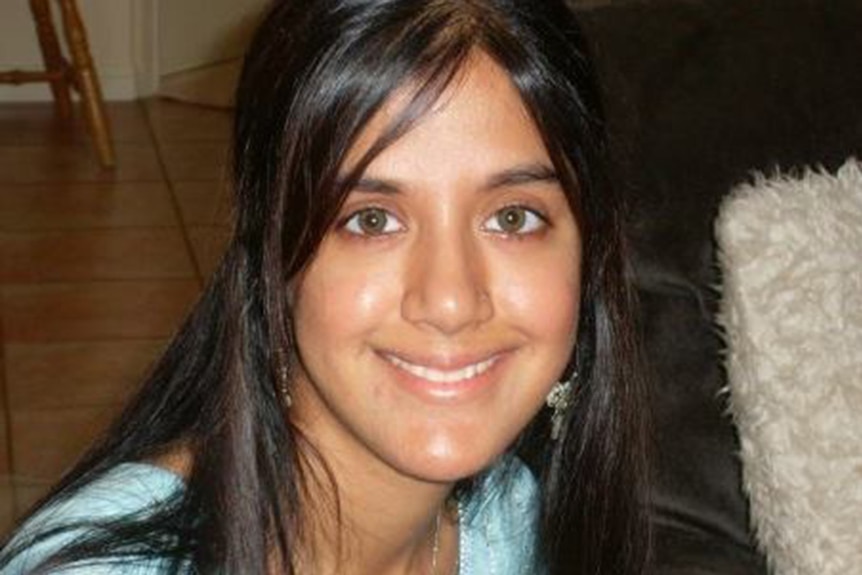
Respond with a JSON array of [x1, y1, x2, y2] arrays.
[[338, 204, 550, 238]]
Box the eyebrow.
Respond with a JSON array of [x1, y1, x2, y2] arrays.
[[347, 163, 559, 195], [483, 163, 559, 190]]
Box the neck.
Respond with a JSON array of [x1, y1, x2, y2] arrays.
[[294, 431, 458, 575]]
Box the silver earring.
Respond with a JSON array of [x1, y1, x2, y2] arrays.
[[546, 371, 577, 440], [279, 365, 292, 408]]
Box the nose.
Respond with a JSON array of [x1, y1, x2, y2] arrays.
[[401, 228, 493, 334]]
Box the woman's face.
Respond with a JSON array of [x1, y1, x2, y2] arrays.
[[290, 53, 582, 484]]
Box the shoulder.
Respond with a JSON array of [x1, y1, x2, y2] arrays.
[[459, 457, 545, 575], [21, 463, 183, 528], [1, 463, 184, 575]]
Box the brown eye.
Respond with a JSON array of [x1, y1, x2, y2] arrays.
[[485, 206, 546, 235], [359, 208, 386, 234], [497, 207, 527, 233], [343, 207, 404, 236]]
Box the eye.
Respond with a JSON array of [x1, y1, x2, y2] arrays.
[[484, 206, 547, 235], [342, 207, 405, 236]]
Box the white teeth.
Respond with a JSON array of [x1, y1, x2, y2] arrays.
[[386, 355, 497, 384]]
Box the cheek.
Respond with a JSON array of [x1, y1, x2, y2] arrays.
[[493, 250, 581, 342], [294, 251, 401, 344]]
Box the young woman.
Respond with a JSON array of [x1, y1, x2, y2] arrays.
[[0, 1, 649, 573]]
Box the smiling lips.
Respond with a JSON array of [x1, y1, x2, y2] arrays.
[[383, 352, 501, 384]]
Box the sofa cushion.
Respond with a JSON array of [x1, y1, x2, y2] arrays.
[[573, 0, 862, 572]]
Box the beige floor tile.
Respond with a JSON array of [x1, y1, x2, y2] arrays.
[[0, 144, 163, 184], [0, 228, 196, 282], [5, 340, 167, 411], [144, 98, 232, 143], [159, 143, 230, 182], [0, 102, 152, 147], [173, 181, 234, 226], [1, 280, 200, 343], [10, 405, 121, 481], [0, 182, 178, 230], [188, 226, 231, 280], [0, 98, 242, 514]]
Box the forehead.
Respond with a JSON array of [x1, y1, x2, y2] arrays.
[[342, 51, 550, 178]]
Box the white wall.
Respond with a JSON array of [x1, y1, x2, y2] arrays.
[[159, 0, 267, 76], [0, 0, 138, 101]]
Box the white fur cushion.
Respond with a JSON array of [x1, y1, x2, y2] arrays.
[[716, 159, 862, 575]]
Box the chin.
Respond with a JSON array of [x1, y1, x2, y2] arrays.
[[387, 432, 511, 484]]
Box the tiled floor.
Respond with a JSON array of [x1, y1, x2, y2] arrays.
[[0, 99, 233, 536]]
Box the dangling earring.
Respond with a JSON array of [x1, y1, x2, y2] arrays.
[[546, 371, 577, 440], [279, 365, 292, 408]]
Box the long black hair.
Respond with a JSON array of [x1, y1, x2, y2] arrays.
[[0, 1, 649, 573]]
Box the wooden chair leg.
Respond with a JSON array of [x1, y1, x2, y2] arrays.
[[29, 0, 73, 119], [56, 0, 116, 168]]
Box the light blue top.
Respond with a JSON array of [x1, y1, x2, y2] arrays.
[[2, 459, 543, 574]]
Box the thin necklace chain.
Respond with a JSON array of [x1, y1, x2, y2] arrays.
[[278, 380, 453, 574], [430, 506, 461, 575], [430, 508, 441, 575]]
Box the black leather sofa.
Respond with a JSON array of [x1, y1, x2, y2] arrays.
[[571, 0, 862, 572]]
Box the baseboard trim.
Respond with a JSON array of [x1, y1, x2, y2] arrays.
[[0, 71, 138, 102]]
